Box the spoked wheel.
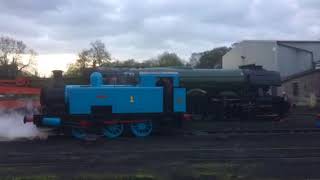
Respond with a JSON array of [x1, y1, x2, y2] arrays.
[[71, 128, 87, 140], [130, 120, 153, 137], [102, 124, 124, 138]]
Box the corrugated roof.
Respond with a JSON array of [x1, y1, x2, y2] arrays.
[[241, 40, 320, 43]]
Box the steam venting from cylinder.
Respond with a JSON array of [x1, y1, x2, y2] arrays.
[[0, 109, 48, 141], [0, 71, 66, 141]]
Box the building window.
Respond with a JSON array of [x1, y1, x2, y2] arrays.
[[292, 82, 299, 96]]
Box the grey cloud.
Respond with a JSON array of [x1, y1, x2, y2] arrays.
[[297, 0, 320, 9], [0, 0, 65, 18], [0, 14, 42, 38], [0, 0, 319, 59]]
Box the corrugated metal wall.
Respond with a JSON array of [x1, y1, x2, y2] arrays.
[[280, 42, 320, 61], [277, 45, 313, 77], [223, 41, 278, 71], [223, 40, 318, 78]]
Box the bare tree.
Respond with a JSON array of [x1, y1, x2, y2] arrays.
[[65, 40, 111, 77], [0, 36, 37, 77], [75, 40, 111, 68], [90, 40, 111, 68], [77, 49, 91, 70]]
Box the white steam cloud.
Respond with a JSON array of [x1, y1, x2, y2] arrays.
[[0, 111, 48, 141]]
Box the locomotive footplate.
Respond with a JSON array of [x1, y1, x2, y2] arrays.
[[30, 113, 186, 128]]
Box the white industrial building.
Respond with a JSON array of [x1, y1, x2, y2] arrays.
[[223, 40, 320, 78]]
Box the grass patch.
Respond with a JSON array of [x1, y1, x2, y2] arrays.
[[0, 174, 155, 180], [0, 175, 57, 180], [189, 162, 282, 180], [72, 173, 155, 180], [0, 162, 284, 180]]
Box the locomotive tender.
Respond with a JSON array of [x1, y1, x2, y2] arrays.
[[25, 71, 187, 139]]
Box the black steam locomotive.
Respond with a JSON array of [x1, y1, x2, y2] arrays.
[[95, 65, 290, 121]]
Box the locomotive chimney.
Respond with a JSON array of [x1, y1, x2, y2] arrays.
[[52, 70, 63, 79], [51, 70, 64, 87]]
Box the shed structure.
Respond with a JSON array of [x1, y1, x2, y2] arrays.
[[223, 40, 320, 78]]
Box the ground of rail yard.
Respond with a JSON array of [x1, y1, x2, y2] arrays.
[[0, 107, 320, 180]]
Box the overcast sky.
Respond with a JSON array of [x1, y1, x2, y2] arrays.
[[0, 0, 319, 69]]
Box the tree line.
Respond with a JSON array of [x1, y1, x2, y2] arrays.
[[0, 36, 231, 78], [65, 40, 231, 77]]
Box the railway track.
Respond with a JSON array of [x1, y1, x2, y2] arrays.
[[182, 127, 320, 136], [2, 126, 320, 142], [1, 132, 320, 178], [4, 127, 320, 142], [2, 146, 320, 167]]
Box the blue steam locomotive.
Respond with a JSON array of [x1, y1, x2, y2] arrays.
[[24, 71, 187, 139]]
